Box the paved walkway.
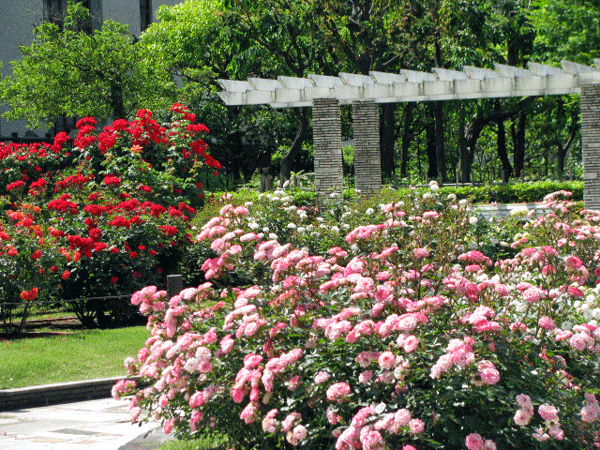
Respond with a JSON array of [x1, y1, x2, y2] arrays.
[[0, 397, 171, 450]]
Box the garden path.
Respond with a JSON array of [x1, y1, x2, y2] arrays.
[[0, 397, 169, 450]]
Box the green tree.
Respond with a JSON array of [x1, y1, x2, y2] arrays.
[[145, 0, 593, 186], [0, 1, 176, 129], [529, 0, 600, 65], [144, 0, 338, 184]]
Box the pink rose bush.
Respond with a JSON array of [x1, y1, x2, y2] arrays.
[[115, 190, 600, 449]]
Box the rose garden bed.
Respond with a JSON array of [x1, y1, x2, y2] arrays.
[[113, 187, 600, 450]]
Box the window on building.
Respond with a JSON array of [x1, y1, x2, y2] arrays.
[[43, 0, 93, 33], [43, 0, 65, 26], [79, 0, 92, 34], [140, 0, 152, 31]]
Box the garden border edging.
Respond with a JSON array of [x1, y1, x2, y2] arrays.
[[0, 376, 126, 411]]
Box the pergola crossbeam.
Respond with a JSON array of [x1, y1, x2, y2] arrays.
[[217, 61, 600, 107]]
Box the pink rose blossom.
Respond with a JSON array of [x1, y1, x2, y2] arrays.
[[129, 406, 141, 422], [402, 334, 420, 353], [163, 419, 175, 434], [465, 432, 484, 450], [378, 351, 396, 369], [292, 424, 308, 441], [548, 425, 565, 440], [567, 286, 584, 297], [408, 418, 425, 434], [361, 430, 382, 449], [326, 405, 342, 425], [514, 409, 532, 426], [315, 371, 331, 384], [555, 330, 573, 341], [581, 404, 599, 423], [538, 404, 559, 421], [481, 368, 500, 385], [412, 247, 430, 259], [282, 412, 301, 432], [231, 387, 246, 403], [240, 401, 258, 424], [538, 316, 556, 331], [397, 315, 418, 332], [523, 286, 544, 303], [287, 375, 302, 391], [262, 409, 279, 433], [394, 408, 411, 426], [569, 332, 591, 351], [516, 395, 533, 412], [483, 439, 497, 450], [359, 370, 374, 384], [532, 428, 550, 442], [327, 382, 351, 402]]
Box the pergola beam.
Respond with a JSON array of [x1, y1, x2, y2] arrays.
[[217, 61, 600, 107]]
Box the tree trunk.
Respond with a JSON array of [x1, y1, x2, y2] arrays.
[[426, 119, 438, 179], [457, 107, 467, 183], [400, 103, 415, 178], [110, 82, 126, 119], [556, 132, 576, 178], [496, 118, 513, 182], [380, 103, 396, 182], [462, 104, 520, 183], [226, 131, 244, 181], [514, 109, 526, 179], [434, 101, 445, 183], [279, 108, 309, 185], [556, 106, 579, 178]]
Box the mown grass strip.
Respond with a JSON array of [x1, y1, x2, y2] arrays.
[[0, 326, 149, 389], [157, 435, 228, 450]]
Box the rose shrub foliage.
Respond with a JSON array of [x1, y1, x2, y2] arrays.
[[116, 189, 600, 449]]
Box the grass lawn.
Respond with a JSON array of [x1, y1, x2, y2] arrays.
[[0, 326, 149, 389], [157, 435, 227, 450]]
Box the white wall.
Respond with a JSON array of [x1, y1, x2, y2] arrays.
[[0, 0, 46, 138]]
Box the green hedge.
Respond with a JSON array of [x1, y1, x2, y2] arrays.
[[435, 180, 583, 203], [198, 181, 583, 217], [341, 181, 583, 204]]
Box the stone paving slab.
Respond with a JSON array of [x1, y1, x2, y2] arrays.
[[0, 397, 170, 450]]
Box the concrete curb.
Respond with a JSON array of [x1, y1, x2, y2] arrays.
[[475, 202, 549, 219], [0, 376, 124, 411]]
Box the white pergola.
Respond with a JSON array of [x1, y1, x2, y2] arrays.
[[217, 61, 600, 208]]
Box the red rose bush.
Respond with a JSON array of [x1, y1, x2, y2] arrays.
[[0, 104, 219, 330]]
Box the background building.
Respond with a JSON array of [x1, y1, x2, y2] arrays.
[[0, 0, 180, 141]]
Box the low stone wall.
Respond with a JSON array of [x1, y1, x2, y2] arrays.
[[474, 203, 550, 220], [0, 377, 125, 411]]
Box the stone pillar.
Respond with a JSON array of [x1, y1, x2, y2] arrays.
[[353, 101, 382, 195], [581, 84, 600, 210], [313, 98, 344, 199]]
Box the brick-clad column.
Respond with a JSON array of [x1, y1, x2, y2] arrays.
[[353, 101, 382, 195], [313, 98, 344, 199], [581, 84, 600, 211]]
